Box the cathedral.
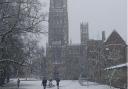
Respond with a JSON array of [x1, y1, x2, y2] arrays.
[[46, 0, 127, 83], [46, 0, 69, 79]]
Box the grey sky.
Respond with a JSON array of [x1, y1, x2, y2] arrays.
[[39, 0, 127, 47]]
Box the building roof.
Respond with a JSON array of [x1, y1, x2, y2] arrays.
[[105, 30, 126, 46], [88, 40, 103, 45]]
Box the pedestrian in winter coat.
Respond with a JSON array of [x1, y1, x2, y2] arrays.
[[49, 78, 53, 87], [56, 78, 60, 89], [17, 78, 20, 88], [42, 77, 47, 89]]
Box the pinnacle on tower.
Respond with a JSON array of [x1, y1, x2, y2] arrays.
[[102, 31, 106, 41]]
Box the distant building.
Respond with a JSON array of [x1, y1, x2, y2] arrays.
[[102, 30, 127, 88], [80, 22, 89, 45], [87, 40, 104, 80], [46, 0, 69, 79], [46, 0, 127, 81], [104, 30, 127, 67], [63, 44, 82, 79], [63, 22, 105, 79], [48, 0, 69, 46]]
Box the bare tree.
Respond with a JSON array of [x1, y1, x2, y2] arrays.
[[0, 0, 46, 85]]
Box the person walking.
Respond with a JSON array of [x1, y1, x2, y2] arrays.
[[17, 78, 20, 88], [42, 77, 47, 89], [55, 78, 60, 89], [49, 78, 53, 87]]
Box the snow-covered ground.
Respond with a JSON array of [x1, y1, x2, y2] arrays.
[[0, 79, 119, 89]]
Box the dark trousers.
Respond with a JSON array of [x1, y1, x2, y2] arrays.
[[57, 83, 59, 89], [17, 83, 20, 88], [57, 85, 59, 89], [43, 86, 46, 89]]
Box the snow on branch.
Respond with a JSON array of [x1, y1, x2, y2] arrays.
[[0, 59, 27, 66]]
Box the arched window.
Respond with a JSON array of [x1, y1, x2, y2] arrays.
[[54, 0, 63, 8]]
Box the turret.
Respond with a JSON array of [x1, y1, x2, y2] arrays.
[[102, 31, 106, 41]]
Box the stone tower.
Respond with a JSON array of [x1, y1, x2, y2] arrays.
[[48, 0, 69, 46], [80, 22, 89, 77], [80, 22, 89, 45], [47, 0, 69, 78]]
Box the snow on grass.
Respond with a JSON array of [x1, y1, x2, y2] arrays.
[[20, 80, 118, 89], [0, 79, 119, 89]]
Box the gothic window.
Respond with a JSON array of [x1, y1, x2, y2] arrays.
[[63, 1, 66, 8], [54, 0, 63, 8], [60, 19, 63, 24], [108, 48, 122, 60]]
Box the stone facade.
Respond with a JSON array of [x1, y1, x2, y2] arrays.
[[48, 0, 68, 46], [63, 44, 82, 79], [87, 40, 104, 81], [47, 0, 127, 81], [104, 30, 127, 67], [46, 0, 69, 79], [102, 30, 127, 88], [63, 23, 105, 79]]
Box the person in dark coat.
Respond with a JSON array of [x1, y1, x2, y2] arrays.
[[17, 78, 20, 88], [55, 78, 60, 89], [49, 78, 53, 87], [42, 77, 47, 89]]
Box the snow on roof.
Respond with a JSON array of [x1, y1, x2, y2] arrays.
[[105, 63, 128, 70]]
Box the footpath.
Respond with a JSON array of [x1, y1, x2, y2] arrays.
[[0, 79, 119, 89]]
